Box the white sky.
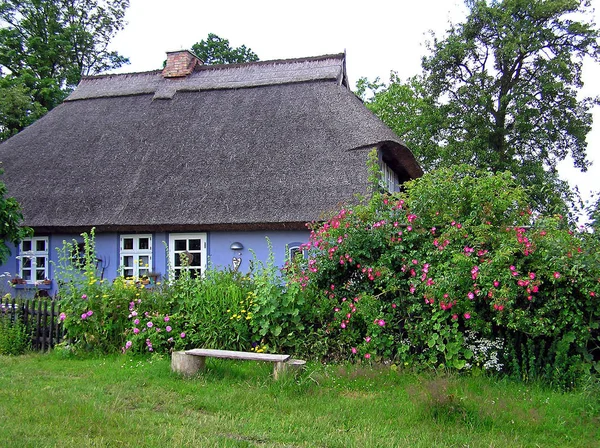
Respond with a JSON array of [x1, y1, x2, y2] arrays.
[[108, 0, 600, 211]]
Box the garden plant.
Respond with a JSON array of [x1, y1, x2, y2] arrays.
[[45, 154, 600, 390]]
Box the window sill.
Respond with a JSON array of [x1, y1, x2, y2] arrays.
[[13, 282, 53, 290]]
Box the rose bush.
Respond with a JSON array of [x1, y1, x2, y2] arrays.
[[293, 159, 599, 386]]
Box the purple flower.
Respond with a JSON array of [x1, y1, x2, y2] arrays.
[[147, 321, 153, 328], [134, 318, 140, 325], [164, 316, 170, 322], [59, 312, 66, 322], [81, 294, 87, 300], [81, 313, 87, 320], [86, 310, 93, 317], [133, 327, 140, 334], [180, 332, 186, 338], [166, 326, 172, 332], [125, 341, 132, 349]]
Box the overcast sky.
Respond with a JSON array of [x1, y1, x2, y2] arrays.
[[108, 0, 600, 211]]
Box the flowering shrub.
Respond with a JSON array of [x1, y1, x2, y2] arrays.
[[293, 159, 600, 386], [56, 232, 254, 354], [123, 305, 183, 354]]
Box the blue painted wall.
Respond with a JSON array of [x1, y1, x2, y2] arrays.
[[0, 229, 310, 298]]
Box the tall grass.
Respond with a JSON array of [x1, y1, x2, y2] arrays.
[[173, 269, 253, 351], [0, 311, 29, 355]]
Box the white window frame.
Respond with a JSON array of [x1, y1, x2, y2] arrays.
[[288, 243, 307, 261], [378, 159, 398, 193], [168, 233, 207, 279], [120, 234, 153, 279], [19, 237, 49, 283]]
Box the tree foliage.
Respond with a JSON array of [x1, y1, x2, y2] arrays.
[[360, 0, 600, 214], [0, 0, 129, 139], [191, 33, 259, 65], [0, 168, 31, 264]]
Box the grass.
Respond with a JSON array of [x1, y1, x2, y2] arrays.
[[0, 353, 599, 447]]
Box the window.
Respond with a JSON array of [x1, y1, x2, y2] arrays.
[[19, 237, 49, 283], [378, 158, 398, 193], [120, 235, 152, 279], [169, 233, 207, 279], [288, 243, 307, 261]]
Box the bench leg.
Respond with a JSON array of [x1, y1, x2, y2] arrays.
[[171, 351, 205, 376], [273, 359, 306, 380], [273, 361, 285, 380]]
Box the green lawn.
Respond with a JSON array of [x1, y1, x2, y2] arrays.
[[0, 353, 598, 447]]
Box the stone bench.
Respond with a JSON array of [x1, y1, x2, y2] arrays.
[[171, 348, 306, 379]]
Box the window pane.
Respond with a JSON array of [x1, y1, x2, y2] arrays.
[[36, 240, 46, 252], [138, 238, 149, 250], [139, 268, 149, 277], [189, 239, 202, 251], [22, 258, 31, 268], [174, 253, 182, 267], [190, 268, 201, 279], [174, 240, 186, 251], [22, 270, 32, 280], [123, 238, 134, 250], [22, 240, 32, 252], [36, 270, 45, 281], [191, 253, 202, 266], [123, 256, 133, 267], [138, 256, 149, 267], [36, 257, 46, 268], [123, 268, 133, 278]]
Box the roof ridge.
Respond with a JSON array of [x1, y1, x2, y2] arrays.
[[82, 52, 346, 81]]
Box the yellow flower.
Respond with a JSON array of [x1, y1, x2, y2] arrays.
[[156, 282, 161, 285]]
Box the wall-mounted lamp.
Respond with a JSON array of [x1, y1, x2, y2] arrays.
[[230, 242, 244, 271], [230, 242, 244, 251]]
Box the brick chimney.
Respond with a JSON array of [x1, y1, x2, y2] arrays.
[[162, 50, 203, 78]]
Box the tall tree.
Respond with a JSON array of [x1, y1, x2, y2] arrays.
[[191, 33, 259, 65], [362, 0, 600, 213], [0, 0, 129, 138]]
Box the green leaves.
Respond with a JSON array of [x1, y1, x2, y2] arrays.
[[0, 168, 31, 264], [0, 0, 130, 140], [361, 0, 600, 214], [297, 162, 600, 384], [191, 33, 259, 65]]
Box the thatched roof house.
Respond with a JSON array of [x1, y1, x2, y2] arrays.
[[0, 51, 421, 287]]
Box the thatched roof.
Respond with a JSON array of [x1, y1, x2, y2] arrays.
[[0, 53, 422, 232]]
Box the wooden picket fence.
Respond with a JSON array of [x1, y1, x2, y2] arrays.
[[0, 297, 64, 351]]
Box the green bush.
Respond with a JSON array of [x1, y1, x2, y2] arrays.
[[55, 230, 253, 354], [172, 267, 252, 352], [292, 157, 600, 386], [0, 311, 29, 355]]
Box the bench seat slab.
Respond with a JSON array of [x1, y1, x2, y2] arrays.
[[185, 348, 290, 363]]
